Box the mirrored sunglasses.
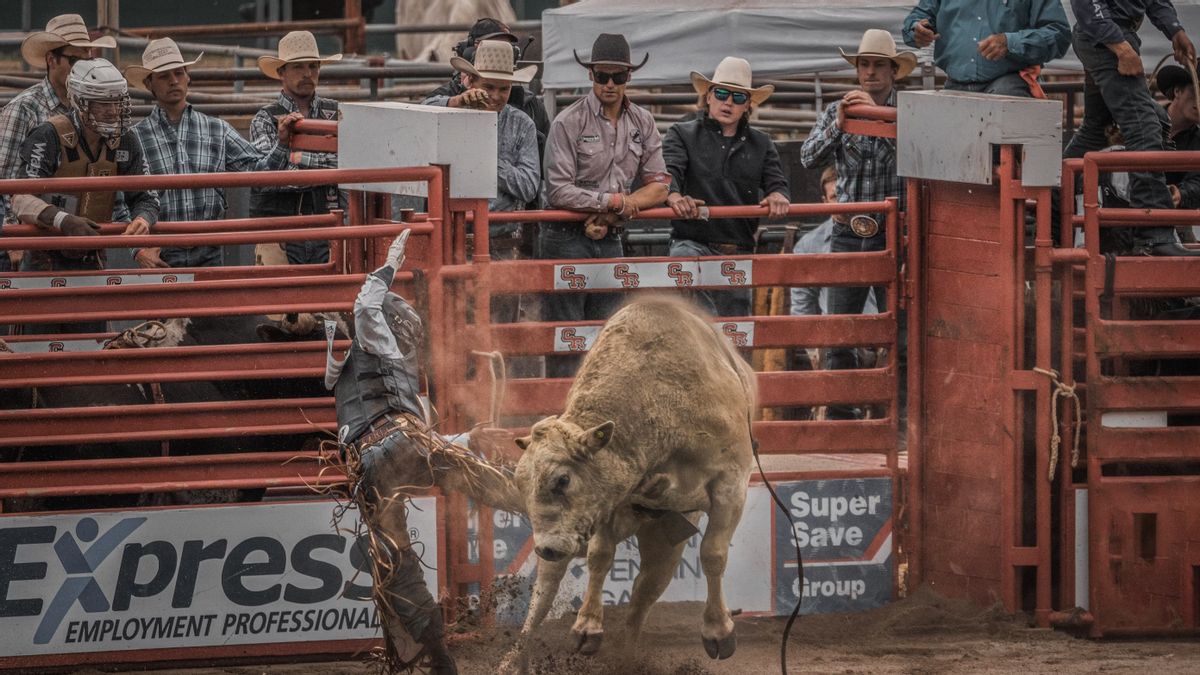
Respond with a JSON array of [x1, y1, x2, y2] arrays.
[[712, 87, 749, 105], [592, 69, 630, 85]]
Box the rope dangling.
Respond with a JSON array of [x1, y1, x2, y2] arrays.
[[1033, 367, 1083, 481]]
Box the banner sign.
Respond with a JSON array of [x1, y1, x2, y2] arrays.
[[4, 338, 108, 353], [0, 499, 437, 657], [774, 478, 894, 614], [0, 273, 194, 290], [553, 260, 752, 291], [553, 321, 755, 352]]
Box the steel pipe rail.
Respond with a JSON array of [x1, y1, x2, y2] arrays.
[[365, 20, 542, 34], [187, 64, 456, 82], [125, 18, 361, 39], [1084, 149, 1200, 170], [478, 200, 894, 224], [0, 222, 416, 251], [0, 165, 439, 194], [0, 212, 340, 237]]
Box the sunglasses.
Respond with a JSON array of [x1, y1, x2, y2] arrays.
[[712, 87, 750, 105], [592, 70, 630, 85]]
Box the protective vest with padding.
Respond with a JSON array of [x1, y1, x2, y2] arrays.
[[335, 342, 423, 444], [47, 115, 118, 222]]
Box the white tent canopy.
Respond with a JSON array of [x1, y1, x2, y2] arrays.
[[542, 0, 1200, 90]]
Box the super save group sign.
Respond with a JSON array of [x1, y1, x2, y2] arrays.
[[0, 500, 438, 657]]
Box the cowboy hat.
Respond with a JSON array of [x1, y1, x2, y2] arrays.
[[123, 38, 203, 90], [258, 31, 342, 80], [840, 29, 917, 79], [450, 39, 537, 84], [690, 57, 774, 106], [20, 14, 116, 69], [573, 33, 648, 71]]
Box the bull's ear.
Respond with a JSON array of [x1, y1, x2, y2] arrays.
[[579, 421, 615, 453], [514, 436, 532, 451]]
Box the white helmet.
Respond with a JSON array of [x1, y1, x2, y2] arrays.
[[67, 58, 130, 138]]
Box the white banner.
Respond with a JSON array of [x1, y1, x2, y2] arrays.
[[4, 339, 108, 353], [0, 499, 438, 656], [0, 273, 194, 290], [553, 321, 755, 352], [553, 260, 752, 291]]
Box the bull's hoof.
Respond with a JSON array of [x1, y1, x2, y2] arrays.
[[574, 629, 604, 655], [702, 630, 737, 660]]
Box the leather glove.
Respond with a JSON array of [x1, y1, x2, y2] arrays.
[[60, 214, 101, 238], [385, 229, 410, 270]]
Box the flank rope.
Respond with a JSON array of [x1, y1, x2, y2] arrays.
[[1033, 367, 1082, 481]]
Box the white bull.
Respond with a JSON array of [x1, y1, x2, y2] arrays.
[[510, 295, 756, 664]]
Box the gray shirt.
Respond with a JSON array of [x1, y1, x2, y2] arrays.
[[425, 95, 540, 212], [543, 91, 670, 211]]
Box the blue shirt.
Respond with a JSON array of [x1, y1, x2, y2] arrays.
[[903, 0, 1071, 84], [1070, 0, 1184, 45]]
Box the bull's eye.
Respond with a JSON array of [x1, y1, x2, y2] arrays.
[[550, 473, 570, 496]]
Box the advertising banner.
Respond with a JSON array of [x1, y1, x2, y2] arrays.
[[554, 260, 752, 291], [0, 499, 438, 657], [553, 321, 755, 352]]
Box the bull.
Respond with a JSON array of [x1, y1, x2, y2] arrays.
[[509, 295, 756, 664]]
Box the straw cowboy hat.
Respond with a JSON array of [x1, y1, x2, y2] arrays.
[[450, 39, 537, 83], [21, 14, 116, 69], [573, 33, 648, 71], [258, 31, 342, 80], [840, 29, 917, 79], [123, 38, 203, 90], [690, 57, 774, 106]]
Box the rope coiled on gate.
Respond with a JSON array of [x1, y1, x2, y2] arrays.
[[1033, 367, 1082, 481]]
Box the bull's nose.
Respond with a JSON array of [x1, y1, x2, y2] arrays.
[[535, 546, 567, 562]]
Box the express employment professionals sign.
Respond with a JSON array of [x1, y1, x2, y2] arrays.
[[0, 499, 438, 656]]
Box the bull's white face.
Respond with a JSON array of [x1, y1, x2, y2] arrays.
[[514, 416, 616, 562]]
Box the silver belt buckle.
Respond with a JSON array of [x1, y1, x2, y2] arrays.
[[849, 215, 880, 238]]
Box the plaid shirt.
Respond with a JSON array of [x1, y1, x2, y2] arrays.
[[250, 92, 338, 194], [801, 88, 905, 211], [132, 105, 289, 221], [0, 78, 69, 223]]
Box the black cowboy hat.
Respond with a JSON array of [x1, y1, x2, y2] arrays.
[[1156, 61, 1200, 99], [573, 33, 649, 71]]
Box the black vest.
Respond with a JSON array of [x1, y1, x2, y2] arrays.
[[334, 342, 423, 444], [249, 99, 340, 216]]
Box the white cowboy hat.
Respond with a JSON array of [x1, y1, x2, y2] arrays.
[[258, 31, 342, 80], [450, 39, 537, 84], [20, 14, 116, 69], [123, 38, 203, 90], [690, 57, 774, 106], [839, 29, 917, 80]]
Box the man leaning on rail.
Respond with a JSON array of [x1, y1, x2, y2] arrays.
[[541, 32, 670, 376], [249, 31, 343, 265], [0, 13, 112, 272], [125, 38, 303, 269], [801, 29, 912, 421], [11, 58, 159, 335], [663, 56, 790, 318]]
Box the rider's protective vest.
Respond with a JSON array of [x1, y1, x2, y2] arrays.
[[47, 114, 118, 223], [334, 343, 423, 445]]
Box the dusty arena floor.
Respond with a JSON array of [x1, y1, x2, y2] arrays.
[[113, 588, 1200, 674]]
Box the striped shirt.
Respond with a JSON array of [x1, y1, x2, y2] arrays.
[[801, 88, 905, 212], [132, 105, 289, 221], [0, 78, 70, 223]]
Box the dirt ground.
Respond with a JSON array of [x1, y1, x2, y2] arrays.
[[101, 587, 1200, 675]]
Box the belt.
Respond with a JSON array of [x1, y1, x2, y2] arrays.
[[708, 242, 753, 255], [353, 414, 411, 449], [542, 222, 624, 235]]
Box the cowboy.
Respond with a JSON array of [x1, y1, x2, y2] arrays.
[[249, 30, 342, 265], [0, 14, 113, 272], [126, 38, 301, 269], [542, 33, 670, 375], [801, 29, 913, 420], [424, 17, 550, 158], [325, 230, 456, 674], [1063, 0, 1199, 257], [664, 56, 790, 318], [425, 39, 540, 322], [1156, 62, 1200, 216], [12, 58, 159, 335], [903, 0, 1070, 97]]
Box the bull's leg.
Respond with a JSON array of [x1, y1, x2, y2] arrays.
[[499, 555, 571, 674], [624, 515, 696, 645], [699, 478, 747, 660], [571, 525, 619, 655]]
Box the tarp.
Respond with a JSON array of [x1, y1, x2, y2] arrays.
[[542, 0, 1200, 89]]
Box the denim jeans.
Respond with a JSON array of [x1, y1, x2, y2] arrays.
[[823, 224, 888, 420], [946, 71, 1031, 97], [19, 250, 107, 335], [1063, 25, 1178, 246], [668, 239, 752, 318], [538, 223, 624, 377], [160, 245, 223, 268]]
